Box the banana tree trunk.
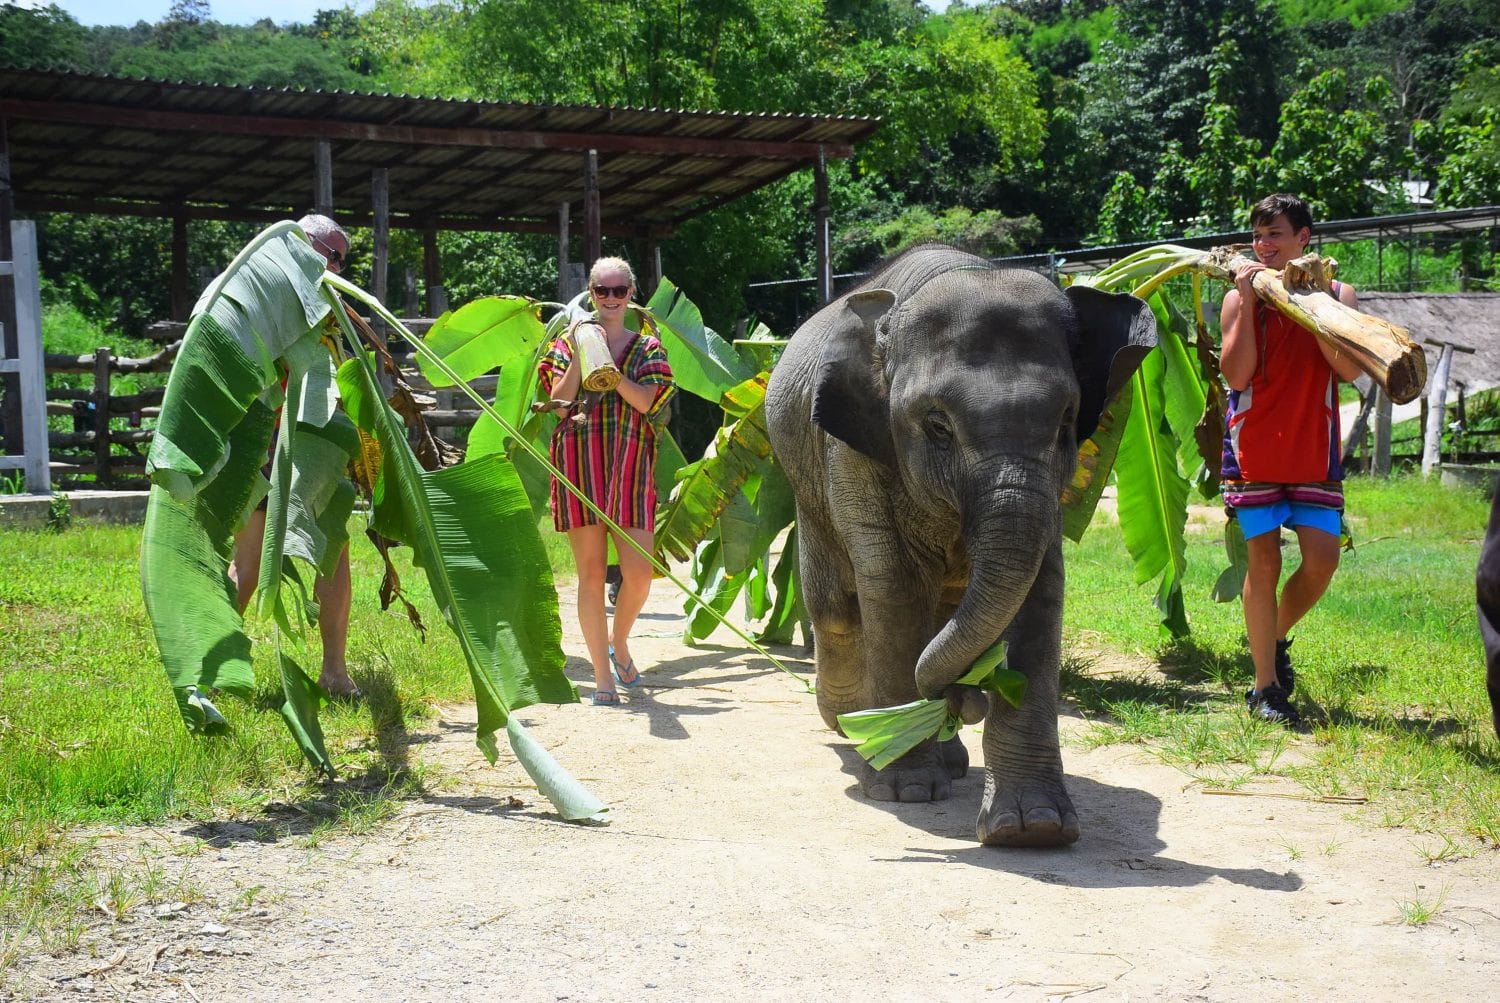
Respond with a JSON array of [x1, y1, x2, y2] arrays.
[[1210, 248, 1427, 404]]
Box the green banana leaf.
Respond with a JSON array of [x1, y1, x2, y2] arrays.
[[1113, 347, 1192, 638], [1212, 515, 1250, 603], [141, 222, 352, 771], [754, 525, 806, 646], [1146, 293, 1212, 494], [337, 356, 573, 707], [654, 375, 773, 563], [416, 296, 547, 387], [646, 276, 752, 402], [1061, 379, 1135, 543], [837, 639, 1023, 771]]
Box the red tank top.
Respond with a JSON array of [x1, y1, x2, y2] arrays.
[[1222, 305, 1341, 485]]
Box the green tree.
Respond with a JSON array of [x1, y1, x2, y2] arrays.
[[0, 3, 91, 69], [1265, 68, 1413, 218]]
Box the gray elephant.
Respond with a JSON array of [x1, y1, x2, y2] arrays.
[[764, 244, 1157, 847]]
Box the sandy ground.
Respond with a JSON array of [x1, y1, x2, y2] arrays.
[[10, 580, 1500, 1002]]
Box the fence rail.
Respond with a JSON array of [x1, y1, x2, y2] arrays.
[[37, 338, 497, 489], [40, 339, 1500, 489]]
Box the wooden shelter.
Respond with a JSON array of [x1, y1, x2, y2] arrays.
[[0, 66, 877, 307], [0, 66, 878, 468]]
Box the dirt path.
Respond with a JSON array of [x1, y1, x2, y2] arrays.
[[13, 582, 1500, 1001]]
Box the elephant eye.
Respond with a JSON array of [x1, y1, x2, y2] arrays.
[[924, 409, 954, 447]]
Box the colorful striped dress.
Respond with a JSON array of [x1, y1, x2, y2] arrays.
[[537, 324, 675, 532]]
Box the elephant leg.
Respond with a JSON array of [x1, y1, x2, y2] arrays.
[[852, 578, 954, 803], [794, 509, 864, 733], [977, 539, 1080, 847]]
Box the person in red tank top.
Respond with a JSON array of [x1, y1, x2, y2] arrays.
[[1220, 193, 1364, 727]]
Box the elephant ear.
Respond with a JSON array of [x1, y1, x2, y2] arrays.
[[811, 289, 898, 466], [1065, 284, 1159, 442]]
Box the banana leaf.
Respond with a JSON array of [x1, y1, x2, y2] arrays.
[[1146, 293, 1212, 494], [1211, 515, 1250, 603], [754, 525, 806, 646], [837, 640, 1023, 771], [141, 223, 352, 770], [1061, 380, 1135, 543], [654, 375, 773, 562], [646, 276, 752, 402], [1113, 347, 1192, 638], [415, 296, 547, 388], [682, 537, 748, 642]]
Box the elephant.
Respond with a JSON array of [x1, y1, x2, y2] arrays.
[[764, 244, 1157, 847]]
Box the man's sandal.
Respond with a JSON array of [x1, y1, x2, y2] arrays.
[[592, 690, 621, 707]]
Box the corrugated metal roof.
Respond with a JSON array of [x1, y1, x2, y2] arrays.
[[0, 67, 880, 235]]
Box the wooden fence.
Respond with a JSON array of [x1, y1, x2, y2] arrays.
[[44, 343, 175, 488], [41, 335, 1499, 488], [39, 316, 492, 489]]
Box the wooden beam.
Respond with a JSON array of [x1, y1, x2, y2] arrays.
[[583, 149, 601, 270], [314, 139, 333, 214], [556, 201, 570, 302], [170, 215, 189, 321], [371, 167, 389, 328], [0, 119, 18, 458], [0, 98, 858, 160], [423, 223, 446, 316], [11, 194, 656, 236], [1421, 343, 1456, 476], [814, 145, 831, 305]]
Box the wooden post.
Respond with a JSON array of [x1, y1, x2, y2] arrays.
[[423, 223, 446, 316], [371, 168, 389, 332], [0, 119, 18, 458], [583, 150, 601, 270], [0, 220, 50, 492], [1421, 344, 1454, 476], [645, 239, 662, 299], [813, 145, 831, 306], [93, 346, 113, 487], [557, 201, 570, 301], [1372, 387, 1392, 478], [170, 215, 189, 321], [314, 139, 333, 215]]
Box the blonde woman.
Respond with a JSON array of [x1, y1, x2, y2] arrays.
[[537, 258, 675, 705]]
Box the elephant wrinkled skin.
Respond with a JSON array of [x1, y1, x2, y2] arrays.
[[764, 245, 1157, 847]]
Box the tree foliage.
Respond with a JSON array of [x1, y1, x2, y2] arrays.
[[5, 0, 1500, 337]]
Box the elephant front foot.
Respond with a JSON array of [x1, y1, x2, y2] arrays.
[[859, 738, 962, 802], [977, 774, 1080, 847]]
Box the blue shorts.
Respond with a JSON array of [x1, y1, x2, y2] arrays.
[[1236, 501, 1342, 541]]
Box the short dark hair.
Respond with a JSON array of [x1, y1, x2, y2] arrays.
[[1249, 193, 1313, 235]]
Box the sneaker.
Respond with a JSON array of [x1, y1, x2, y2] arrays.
[[1246, 682, 1302, 727], [1275, 638, 1295, 696]]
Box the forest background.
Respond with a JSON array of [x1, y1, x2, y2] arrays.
[[3, 0, 1499, 453]]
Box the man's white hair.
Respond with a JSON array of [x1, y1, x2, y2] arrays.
[[296, 213, 347, 244]]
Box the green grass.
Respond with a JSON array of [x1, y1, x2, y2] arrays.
[[1063, 473, 1500, 845], [5, 474, 1494, 965], [0, 512, 579, 966]]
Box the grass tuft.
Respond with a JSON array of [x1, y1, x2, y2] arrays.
[[1064, 473, 1500, 847]]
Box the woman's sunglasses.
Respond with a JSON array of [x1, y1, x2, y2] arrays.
[[592, 284, 630, 300]]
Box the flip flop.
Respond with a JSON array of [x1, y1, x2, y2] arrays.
[[609, 648, 641, 688], [592, 690, 621, 707]]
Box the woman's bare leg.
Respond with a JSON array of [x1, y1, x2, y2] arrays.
[[566, 525, 614, 694], [609, 526, 656, 674]]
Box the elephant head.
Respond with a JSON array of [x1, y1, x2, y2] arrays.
[[807, 262, 1156, 716]]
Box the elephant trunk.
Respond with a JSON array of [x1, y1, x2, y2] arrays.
[[914, 467, 1058, 699]]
